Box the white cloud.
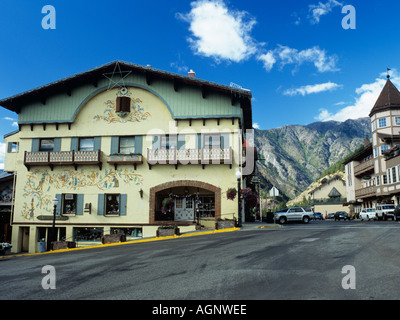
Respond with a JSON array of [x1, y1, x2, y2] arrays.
[[308, 0, 343, 24], [315, 70, 400, 122], [178, 0, 258, 63], [258, 51, 276, 72], [259, 45, 339, 73], [284, 81, 342, 96], [253, 123, 260, 129]]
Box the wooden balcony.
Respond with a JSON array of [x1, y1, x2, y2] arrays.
[[355, 185, 376, 199], [24, 150, 102, 171], [147, 148, 232, 169], [354, 158, 374, 177], [107, 154, 143, 170]]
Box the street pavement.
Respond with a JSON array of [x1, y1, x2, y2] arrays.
[[1, 220, 400, 301]]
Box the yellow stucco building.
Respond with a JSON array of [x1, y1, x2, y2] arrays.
[[1, 61, 255, 253]]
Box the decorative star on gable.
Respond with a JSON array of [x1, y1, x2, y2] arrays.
[[103, 61, 132, 91]]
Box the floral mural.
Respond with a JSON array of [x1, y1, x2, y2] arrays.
[[21, 168, 143, 219], [93, 96, 151, 124]]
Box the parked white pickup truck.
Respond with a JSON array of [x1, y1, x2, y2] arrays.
[[376, 204, 395, 220], [274, 207, 313, 224]]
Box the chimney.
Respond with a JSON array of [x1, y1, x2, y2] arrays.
[[188, 69, 196, 78]]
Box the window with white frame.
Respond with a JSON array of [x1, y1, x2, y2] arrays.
[[393, 167, 397, 183], [377, 175, 380, 186], [395, 116, 400, 126], [374, 147, 378, 158], [379, 118, 387, 128], [387, 169, 392, 184], [383, 174, 388, 184], [119, 136, 135, 154], [381, 145, 389, 154], [371, 120, 376, 131]]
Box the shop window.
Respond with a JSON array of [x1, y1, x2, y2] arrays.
[[105, 194, 120, 216], [63, 194, 77, 215], [74, 227, 103, 241]]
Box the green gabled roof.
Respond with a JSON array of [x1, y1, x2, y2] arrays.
[[0, 60, 253, 129]]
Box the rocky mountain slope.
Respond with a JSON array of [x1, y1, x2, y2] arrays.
[[254, 117, 371, 199]]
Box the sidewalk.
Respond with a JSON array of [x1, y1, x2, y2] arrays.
[[0, 222, 281, 259]]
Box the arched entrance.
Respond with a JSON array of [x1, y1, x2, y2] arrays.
[[149, 180, 221, 225]]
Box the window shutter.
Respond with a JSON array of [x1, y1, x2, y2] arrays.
[[70, 137, 79, 151], [31, 138, 40, 152], [94, 137, 101, 151], [7, 142, 12, 153], [53, 138, 62, 152], [120, 194, 127, 216], [76, 194, 84, 215], [97, 194, 105, 215], [116, 97, 131, 112], [221, 133, 229, 149], [116, 97, 121, 112], [177, 135, 185, 150], [196, 134, 202, 149], [110, 136, 119, 154], [134, 136, 143, 154], [55, 194, 62, 215], [152, 136, 160, 150]]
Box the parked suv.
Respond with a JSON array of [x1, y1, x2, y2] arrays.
[[0, 242, 12, 255], [274, 207, 313, 224], [376, 204, 395, 220]]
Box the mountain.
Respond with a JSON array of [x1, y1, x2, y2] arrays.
[[254, 117, 371, 199]]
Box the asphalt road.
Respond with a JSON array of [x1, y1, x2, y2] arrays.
[[1, 220, 400, 301]]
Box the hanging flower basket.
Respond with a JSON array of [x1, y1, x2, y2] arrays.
[[240, 187, 252, 199], [161, 198, 174, 214], [226, 188, 237, 200]]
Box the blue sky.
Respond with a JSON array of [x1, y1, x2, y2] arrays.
[[0, 0, 400, 164]]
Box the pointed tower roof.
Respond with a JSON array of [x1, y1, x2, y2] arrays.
[[369, 76, 400, 117]]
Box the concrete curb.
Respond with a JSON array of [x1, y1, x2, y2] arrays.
[[0, 227, 241, 259]]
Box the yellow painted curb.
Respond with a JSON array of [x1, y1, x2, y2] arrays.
[[257, 225, 282, 229], [0, 227, 240, 258]]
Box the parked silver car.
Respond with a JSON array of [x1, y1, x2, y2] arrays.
[[274, 207, 313, 224]]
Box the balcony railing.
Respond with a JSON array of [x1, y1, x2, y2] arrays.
[[354, 158, 374, 177], [147, 148, 232, 169], [107, 154, 143, 170], [24, 150, 102, 171], [355, 185, 376, 198]]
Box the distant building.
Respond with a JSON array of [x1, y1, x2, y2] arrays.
[[309, 174, 348, 217], [344, 75, 400, 213], [0, 171, 15, 243], [1, 61, 256, 253]]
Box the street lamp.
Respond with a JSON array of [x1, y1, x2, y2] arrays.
[[51, 197, 59, 247], [236, 170, 242, 227]]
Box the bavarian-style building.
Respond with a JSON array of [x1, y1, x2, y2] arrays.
[[1, 61, 255, 253]]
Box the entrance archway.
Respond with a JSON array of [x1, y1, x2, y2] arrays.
[[149, 180, 221, 225]]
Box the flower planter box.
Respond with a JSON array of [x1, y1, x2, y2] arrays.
[[51, 241, 76, 251], [102, 234, 127, 244], [156, 227, 180, 237], [215, 220, 236, 230]]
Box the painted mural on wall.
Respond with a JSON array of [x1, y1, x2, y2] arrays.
[[21, 168, 143, 219], [93, 88, 151, 124]]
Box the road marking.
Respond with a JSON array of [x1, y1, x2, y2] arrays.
[[299, 238, 319, 242]]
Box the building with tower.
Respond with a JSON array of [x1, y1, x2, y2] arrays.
[[344, 74, 400, 213]]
